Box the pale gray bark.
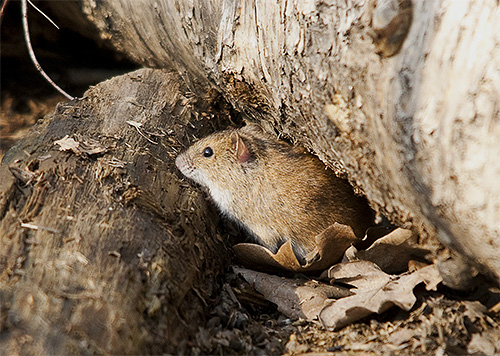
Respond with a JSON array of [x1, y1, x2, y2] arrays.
[[58, 0, 500, 278]]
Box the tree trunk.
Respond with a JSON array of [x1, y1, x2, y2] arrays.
[[0, 69, 232, 354], [67, 0, 500, 280]]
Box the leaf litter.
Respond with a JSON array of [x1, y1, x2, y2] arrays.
[[234, 224, 442, 328], [188, 265, 500, 355], [235, 261, 441, 331], [197, 223, 500, 355]]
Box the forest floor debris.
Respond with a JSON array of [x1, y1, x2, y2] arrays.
[[187, 268, 500, 355]]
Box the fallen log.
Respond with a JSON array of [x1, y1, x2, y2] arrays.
[[0, 69, 232, 354]]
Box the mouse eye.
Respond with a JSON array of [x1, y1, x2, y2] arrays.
[[202, 147, 214, 158]]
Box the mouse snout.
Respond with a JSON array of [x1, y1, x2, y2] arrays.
[[175, 154, 186, 172], [175, 154, 194, 175]]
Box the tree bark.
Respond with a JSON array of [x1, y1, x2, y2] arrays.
[[0, 69, 232, 354], [67, 0, 500, 280]]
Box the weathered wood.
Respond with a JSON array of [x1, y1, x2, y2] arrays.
[[0, 69, 232, 354], [70, 0, 500, 279]]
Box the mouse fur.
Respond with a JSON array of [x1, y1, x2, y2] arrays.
[[175, 124, 373, 260]]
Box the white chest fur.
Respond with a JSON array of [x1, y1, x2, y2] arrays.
[[209, 184, 234, 216]]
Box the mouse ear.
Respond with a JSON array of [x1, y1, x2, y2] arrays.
[[231, 132, 252, 163]]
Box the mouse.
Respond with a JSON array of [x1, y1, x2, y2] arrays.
[[175, 124, 373, 262]]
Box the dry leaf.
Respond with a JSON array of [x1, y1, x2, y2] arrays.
[[54, 135, 80, 152], [344, 228, 430, 274], [54, 135, 107, 156], [320, 261, 442, 330], [235, 261, 442, 331], [233, 267, 352, 320], [352, 226, 393, 250], [233, 223, 359, 272]]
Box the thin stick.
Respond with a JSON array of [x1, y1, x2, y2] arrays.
[[27, 0, 59, 29], [0, 0, 9, 22], [21, 0, 74, 100]]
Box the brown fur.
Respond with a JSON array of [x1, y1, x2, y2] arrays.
[[175, 124, 373, 260]]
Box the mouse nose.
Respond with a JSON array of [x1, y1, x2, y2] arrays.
[[175, 154, 192, 174], [175, 155, 184, 171]]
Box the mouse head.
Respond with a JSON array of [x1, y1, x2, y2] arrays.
[[175, 127, 255, 191]]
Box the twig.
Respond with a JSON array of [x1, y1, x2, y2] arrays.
[[26, 0, 59, 29], [21, 0, 74, 100], [0, 0, 9, 23], [20, 221, 59, 233], [126, 120, 159, 144]]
